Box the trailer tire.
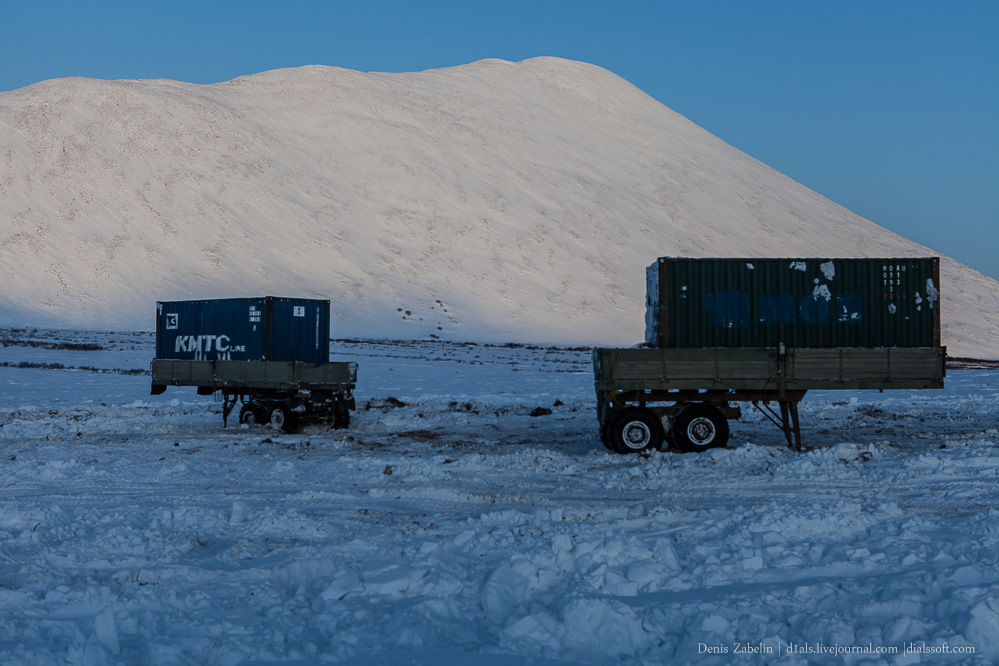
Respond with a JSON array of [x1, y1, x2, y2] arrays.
[[610, 408, 664, 454], [239, 403, 265, 427], [672, 404, 728, 452], [269, 403, 300, 434]]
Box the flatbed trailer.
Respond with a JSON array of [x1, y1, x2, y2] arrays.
[[151, 359, 357, 433], [593, 346, 945, 453]]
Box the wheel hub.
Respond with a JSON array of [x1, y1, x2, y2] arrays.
[[623, 421, 652, 448], [687, 417, 716, 445]]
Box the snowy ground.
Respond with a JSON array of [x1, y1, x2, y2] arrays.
[[1, 328, 998, 665]]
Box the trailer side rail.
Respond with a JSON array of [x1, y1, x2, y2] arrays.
[[594, 347, 945, 393], [151, 359, 357, 392]]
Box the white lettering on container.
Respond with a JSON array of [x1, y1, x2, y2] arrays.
[[174, 334, 243, 360]]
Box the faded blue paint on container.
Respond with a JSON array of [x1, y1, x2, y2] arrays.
[[155, 297, 330, 363], [645, 257, 941, 349]]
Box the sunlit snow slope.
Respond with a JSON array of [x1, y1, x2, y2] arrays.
[[1, 57, 996, 356]]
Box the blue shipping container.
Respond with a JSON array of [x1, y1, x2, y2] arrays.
[[155, 297, 330, 364]]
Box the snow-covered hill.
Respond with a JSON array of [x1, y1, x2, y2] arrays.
[[1, 57, 996, 356]]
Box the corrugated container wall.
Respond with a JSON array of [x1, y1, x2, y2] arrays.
[[645, 258, 941, 349], [155, 297, 330, 364]]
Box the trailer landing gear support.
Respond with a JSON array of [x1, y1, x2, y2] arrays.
[[779, 400, 803, 451], [221, 393, 240, 428], [752, 391, 806, 451]]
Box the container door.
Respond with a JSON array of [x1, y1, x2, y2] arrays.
[[265, 298, 331, 364]]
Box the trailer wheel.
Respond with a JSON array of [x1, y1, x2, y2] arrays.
[[672, 404, 729, 452], [269, 403, 300, 434], [238, 403, 265, 427], [610, 408, 664, 454]]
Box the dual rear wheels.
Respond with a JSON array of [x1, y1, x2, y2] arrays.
[[267, 404, 300, 433], [239, 402, 300, 433], [238, 400, 350, 433], [238, 403, 265, 427], [604, 404, 729, 454]]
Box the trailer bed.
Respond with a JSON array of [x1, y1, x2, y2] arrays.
[[594, 347, 945, 393], [151, 359, 357, 392], [593, 346, 945, 453]]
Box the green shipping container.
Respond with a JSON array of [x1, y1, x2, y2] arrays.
[[645, 257, 941, 349]]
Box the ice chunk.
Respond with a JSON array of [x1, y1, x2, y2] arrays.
[[626, 559, 663, 591], [654, 537, 682, 571], [481, 564, 530, 624], [701, 614, 730, 635], [561, 598, 654, 658], [316, 571, 360, 608], [94, 606, 120, 655], [362, 563, 426, 597], [499, 612, 563, 654], [966, 599, 999, 658], [229, 499, 247, 524]]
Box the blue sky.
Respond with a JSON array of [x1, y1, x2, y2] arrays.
[[3, 0, 997, 280]]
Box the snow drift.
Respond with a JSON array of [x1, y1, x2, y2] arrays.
[[1, 57, 996, 356]]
